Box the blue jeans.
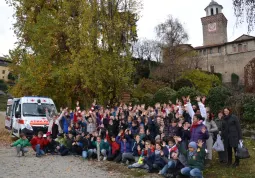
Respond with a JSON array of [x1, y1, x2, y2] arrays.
[[181, 167, 202, 178], [160, 160, 176, 175], [35, 144, 45, 156], [82, 151, 88, 158]]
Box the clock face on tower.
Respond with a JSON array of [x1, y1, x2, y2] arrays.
[[208, 23, 216, 32]]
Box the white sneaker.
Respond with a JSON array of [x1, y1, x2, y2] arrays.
[[103, 157, 107, 161]]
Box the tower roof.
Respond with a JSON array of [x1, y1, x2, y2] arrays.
[[205, 0, 223, 10]]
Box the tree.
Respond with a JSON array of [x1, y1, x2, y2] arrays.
[[132, 39, 161, 62], [150, 16, 201, 86], [132, 78, 168, 101], [233, 0, 255, 32], [153, 87, 176, 104], [207, 86, 232, 115], [0, 80, 8, 92], [174, 78, 194, 91], [180, 69, 221, 95], [7, 0, 141, 106]]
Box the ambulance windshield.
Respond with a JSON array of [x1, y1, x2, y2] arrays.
[[22, 103, 55, 117]]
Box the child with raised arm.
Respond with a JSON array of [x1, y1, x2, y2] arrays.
[[10, 133, 31, 157], [174, 136, 206, 178]]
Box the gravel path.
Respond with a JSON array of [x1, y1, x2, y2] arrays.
[[0, 112, 123, 178], [0, 147, 123, 178]]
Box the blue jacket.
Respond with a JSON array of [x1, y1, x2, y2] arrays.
[[62, 116, 71, 134], [190, 123, 209, 144], [130, 126, 139, 137], [131, 140, 144, 156], [150, 150, 167, 166], [116, 135, 132, 153]]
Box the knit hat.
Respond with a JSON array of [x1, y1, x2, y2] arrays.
[[188, 141, 197, 150]]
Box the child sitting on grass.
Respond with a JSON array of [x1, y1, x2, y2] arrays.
[[10, 133, 31, 157], [174, 136, 206, 178]]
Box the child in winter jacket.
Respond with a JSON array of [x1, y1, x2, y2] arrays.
[[122, 134, 144, 164], [11, 133, 31, 156], [45, 135, 60, 154], [128, 140, 155, 169], [115, 132, 132, 163], [146, 142, 168, 173], [159, 151, 185, 177], [30, 131, 48, 157], [106, 132, 120, 161], [88, 136, 110, 161], [175, 136, 206, 178]]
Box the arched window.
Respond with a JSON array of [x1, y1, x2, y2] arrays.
[[216, 8, 219, 14], [211, 8, 214, 15]]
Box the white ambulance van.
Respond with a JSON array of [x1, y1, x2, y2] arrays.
[[5, 96, 56, 138]]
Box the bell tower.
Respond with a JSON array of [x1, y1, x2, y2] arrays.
[[201, 0, 228, 45]]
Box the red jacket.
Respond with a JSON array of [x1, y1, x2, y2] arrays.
[[30, 137, 48, 151], [138, 146, 155, 156], [106, 134, 120, 155]]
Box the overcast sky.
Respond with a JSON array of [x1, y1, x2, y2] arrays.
[[0, 0, 254, 56]]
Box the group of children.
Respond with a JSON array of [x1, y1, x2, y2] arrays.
[[10, 96, 242, 178]]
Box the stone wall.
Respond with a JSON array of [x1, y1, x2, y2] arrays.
[[0, 66, 9, 82], [197, 40, 255, 84]]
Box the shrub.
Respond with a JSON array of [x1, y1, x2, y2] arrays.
[[181, 69, 221, 95], [231, 73, 239, 86], [207, 86, 232, 115], [154, 87, 176, 104], [225, 93, 255, 120], [176, 87, 201, 104], [130, 98, 140, 105], [0, 80, 8, 92], [214, 72, 223, 82], [141, 93, 154, 107], [243, 96, 255, 122], [132, 78, 168, 100], [174, 78, 194, 91]]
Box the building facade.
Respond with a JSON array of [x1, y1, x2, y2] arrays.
[[193, 0, 255, 84], [0, 57, 11, 82]]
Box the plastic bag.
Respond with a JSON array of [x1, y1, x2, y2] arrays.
[[236, 140, 250, 159], [213, 134, 224, 152]]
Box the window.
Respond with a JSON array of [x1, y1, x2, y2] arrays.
[[210, 65, 215, 73], [216, 8, 219, 14], [218, 47, 221, 53], [238, 44, 242, 52], [209, 48, 213, 54], [2, 76, 4, 79], [233, 46, 236, 52], [203, 49, 207, 55], [2, 70, 5, 74], [22, 103, 55, 117], [243, 44, 247, 52], [211, 8, 214, 15]]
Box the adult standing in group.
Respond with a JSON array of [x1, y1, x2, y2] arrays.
[[222, 107, 242, 167], [215, 111, 227, 163]]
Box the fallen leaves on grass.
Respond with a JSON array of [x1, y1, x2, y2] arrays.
[[0, 129, 12, 147]]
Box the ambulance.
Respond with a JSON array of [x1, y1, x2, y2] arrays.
[[5, 96, 56, 138]]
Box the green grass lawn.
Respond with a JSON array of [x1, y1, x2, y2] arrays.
[[0, 95, 8, 111], [104, 139, 255, 178], [204, 138, 255, 178]]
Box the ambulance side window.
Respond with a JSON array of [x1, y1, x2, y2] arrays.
[[15, 103, 21, 118]]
